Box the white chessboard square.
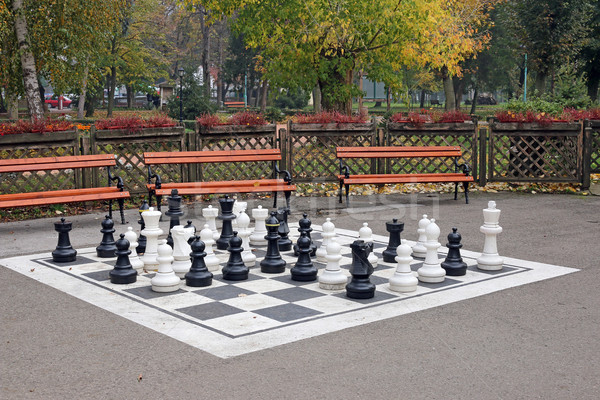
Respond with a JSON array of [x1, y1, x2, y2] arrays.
[[145, 290, 213, 309], [231, 277, 296, 293], [220, 293, 289, 311], [295, 293, 364, 313], [202, 311, 281, 336]]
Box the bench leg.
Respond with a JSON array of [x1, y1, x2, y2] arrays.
[[454, 183, 459, 200], [148, 190, 154, 209], [284, 191, 291, 209], [108, 199, 114, 221], [339, 181, 343, 203], [118, 198, 126, 224], [272, 192, 277, 209], [463, 182, 470, 204], [156, 195, 163, 213], [345, 184, 350, 206]]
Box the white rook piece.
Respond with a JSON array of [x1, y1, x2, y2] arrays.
[[202, 205, 219, 241], [171, 225, 194, 278], [389, 244, 418, 292], [250, 205, 268, 246], [412, 214, 430, 259], [477, 201, 504, 271], [200, 224, 220, 272], [417, 219, 446, 283], [151, 239, 181, 292], [140, 207, 162, 271], [318, 239, 347, 290], [358, 222, 378, 267], [237, 206, 256, 268], [124, 227, 144, 274], [316, 218, 335, 263]]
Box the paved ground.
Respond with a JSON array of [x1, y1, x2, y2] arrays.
[[1, 191, 599, 399]]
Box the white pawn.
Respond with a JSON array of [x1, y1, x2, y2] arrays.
[[249, 205, 268, 246], [318, 239, 347, 290], [417, 219, 446, 283], [171, 225, 193, 278], [477, 201, 504, 271], [412, 214, 430, 259], [140, 207, 162, 271], [316, 218, 335, 263], [200, 224, 220, 272], [151, 239, 181, 292], [389, 244, 418, 292], [202, 205, 220, 241], [124, 227, 144, 274], [358, 222, 378, 268], [237, 206, 256, 268]]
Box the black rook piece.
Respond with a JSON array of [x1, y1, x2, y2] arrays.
[[185, 236, 213, 287], [96, 215, 117, 258], [260, 211, 286, 273], [382, 218, 404, 263], [441, 227, 468, 276], [137, 199, 150, 255], [290, 232, 318, 281], [216, 196, 236, 250], [222, 232, 249, 281], [293, 213, 317, 257], [165, 189, 183, 248], [109, 234, 137, 284], [277, 207, 292, 251], [346, 240, 376, 299], [52, 218, 77, 263]]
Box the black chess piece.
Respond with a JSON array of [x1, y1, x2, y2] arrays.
[[52, 218, 77, 262], [346, 240, 376, 299], [441, 227, 468, 276], [260, 211, 286, 273], [184, 220, 197, 245], [290, 232, 318, 281], [109, 234, 137, 284], [216, 196, 236, 250], [277, 207, 293, 251], [293, 213, 317, 257], [96, 215, 117, 258], [222, 232, 249, 281], [165, 189, 183, 248], [382, 218, 404, 263], [185, 236, 213, 287], [137, 199, 149, 255]]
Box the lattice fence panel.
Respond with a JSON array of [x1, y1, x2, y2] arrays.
[[589, 123, 600, 173]]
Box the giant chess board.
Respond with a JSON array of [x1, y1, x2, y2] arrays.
[[0, 224, 577, 358]]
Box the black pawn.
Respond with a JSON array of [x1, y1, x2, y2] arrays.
[[96, 215, 117, 258], [165, 189, 183, 248], [346, 240, 376, 299], [260, 211, 286, 273], [137, 199, 149, 255], [382, 218, 404, 263], [109, 234, 137, 284], [185, 236, 213, 287], [52, 218, 77, 262], [184, 220, 197, 245], [222, 232, 249, 281], [293, 213, 317, 257], [441, 228, 468, 276], [277, 207, 292, 251], [290, 232, 318, 281], [216, 196, 236, 250]]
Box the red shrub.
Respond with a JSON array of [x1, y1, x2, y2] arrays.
[[196, 114, 223, 128], [0, 118, 74, 136], [228, 111, 268, 126], [294, 111, 367, 124], [146, 114, 176, 127]]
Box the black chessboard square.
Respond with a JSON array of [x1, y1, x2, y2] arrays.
[[418, 277, 461, 289], [467, 265, 518, 275], [213, 273, 261, 284], [124, 286, 187, 299], [264, 287, 326, 302], [252, 249, 267, 259], [177, 302, 245, 321], [271, 275, 317, 286], [253, 303, 322, 322], [82, 270, 110, 281], [44, 256, 97, 267], [372, 242, 387, 250], [373, 263, 395, 271], [333, 290, 396, 304], [192, 285, 256, 301], [369, 275, 389, 285], [143, 272, 156, 279], [310, 232, 322, 241]]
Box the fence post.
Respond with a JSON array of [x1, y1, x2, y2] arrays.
[[478, 124, 487, 187], [278, 126, 288, 172], [582, 120, 592, 190]]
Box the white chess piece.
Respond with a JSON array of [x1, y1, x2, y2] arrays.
[[317, 218, 335, 263], [249, 205, 268, 246], [358, 222, 378, 268], [140, 207, 163, 271], [417, 219, 446, 283], [318, 239, 347, 290], [237, 206, 256, 268], [232, 200, 247, 230], [412, 214, 430, 259], [477, 201, 504, 271], [151, 239, 181, 292], [124, 226, 144, 274], [200, 224, 220, 272], [389, 244, 418, 292], [171, 225, 193, 278], [202, 205, 219, 241]]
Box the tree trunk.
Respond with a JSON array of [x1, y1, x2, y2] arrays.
[[12, 0, 44, 121], [358, 71, 363, 112], [313, 85, 321, 113], [535, 71, 547, 95], [442, 67, 455, 111], [470, 86, 478, 115], [126, 84, 134, 108], [200, 9, 211, 99], [588, 75, 599, 102], [77, 60, 89, 119], [419, 89, 426, 109], [0, 89, 5, 113], [6, 88, 19, 119], [107, 66, 117, 117], [217, 34, 223, 107], [453, 76, 464, 110], [260, 80, 267, 112]]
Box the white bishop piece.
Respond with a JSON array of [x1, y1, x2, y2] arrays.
[[318, 239, 347, 290], [316, 218, 335, 263], [249, 205, 268, 246], [202, 205, 220, 241], [200, 224, 220, 272], [237, 206, 256, 268], [171, 225, 194, 278], [151, 239, 181, 292], [124, 226, 144, 274], [477, 201, 504, 271], [140, 207, 162, 271], [417, 219, 446, 283], [389, 244, 418, 292], [359, 222, 378, 268], [412, 214, 430, 259]]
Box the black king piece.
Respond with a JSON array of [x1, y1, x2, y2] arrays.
[[216, 195, 236, 250]]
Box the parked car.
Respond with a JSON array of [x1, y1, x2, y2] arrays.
[[45, 95, 72, 108]]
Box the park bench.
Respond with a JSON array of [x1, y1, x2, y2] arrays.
[[0, 154, 130, 223], [337, 146, 473, 204], [144, 149, 296, 210], [224, 101, 246, 109]]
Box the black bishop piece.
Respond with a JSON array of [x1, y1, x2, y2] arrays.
[[441, 227, 468, 276], [52, 218, 77, 263], [293, 213, 317, 257], [346, 240, 376, 299], [96, 215, 117, 258], [185, 236, 213, 287], [382, 218, 404, 263], [290, 232, 318, 281], [137, 199, 150, 255], [165, 189, 183, 248], [216, 196, 236, 250], [260, 211, 286, 273], [222, 232, 249, 281], [277, 207, 292, 251], [109, 234, 137, 284]]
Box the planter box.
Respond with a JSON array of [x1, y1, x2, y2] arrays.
[[197, 124, 276, 135], [93, 126, 185, 140], [0, 130, 78, 149]]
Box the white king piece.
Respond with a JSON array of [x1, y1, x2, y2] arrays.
[[477, 201, 504, 271]]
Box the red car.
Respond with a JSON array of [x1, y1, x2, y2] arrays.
[[45, 95, 72, 108]]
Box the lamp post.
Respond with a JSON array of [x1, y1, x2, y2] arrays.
[[178, 67, 184, 125]]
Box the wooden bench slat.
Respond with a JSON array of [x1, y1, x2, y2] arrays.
[[146, 155, 280, 164], [144, 149, 282, 164], [0, 190, 130, 209], [337, 150, 463, 158], [154, 185, 295, 196], [337, 146, 460, 152], [148, 179, 285, 190], [343, 174, 474, 185], [145, 149, 280, 158], [0, 154, 115, 167], [0, 187, 122, 201], [0, 159, 117, 173]]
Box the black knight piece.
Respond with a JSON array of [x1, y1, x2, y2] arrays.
[[260, 211, 286, 273], [346, 240, 376, 299], [293, 213, 317, 257], [137, 199, 150, 255], [165, 189, 183, 248], [52, 218, 77, 263], [290, 232, 318, 281], [277, 207, 292, 251], [96, 215, 117, 258], [185, 236, 213, 287], [382, 218, 404, 263], [216, 196, 236, 250], [109, 234, 137, 284], [222, 232, 249, 281], [441, 227, 468, 276]]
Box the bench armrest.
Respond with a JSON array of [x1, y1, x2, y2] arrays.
[[274, 164, 292, 184], [454, 158, 471, 176], [107, 167, 125, 190], [339, 159, 350, 179], [147, 165, 162, 189]]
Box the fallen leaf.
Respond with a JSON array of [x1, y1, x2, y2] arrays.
[[30, 268, 35, 272], [137, 374, 143, 382], [238, 293, 247, 297]]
